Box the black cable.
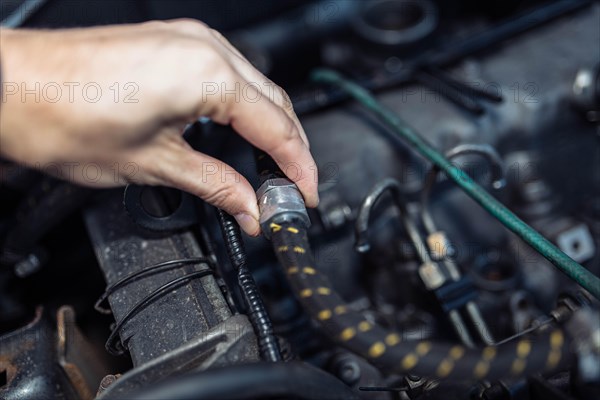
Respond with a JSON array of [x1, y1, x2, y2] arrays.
[[105, 269, 213, 356], [216, 209, 282, 362], [94, 257, 212, 314], [113, 362, 359, 400], [415, 70, 485, 115], [425, 66, 504, 103]]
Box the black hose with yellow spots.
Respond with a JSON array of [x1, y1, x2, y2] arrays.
[[269, 221, 572, 381]]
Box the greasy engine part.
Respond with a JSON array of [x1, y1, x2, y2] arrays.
[[311, 68, 599, 300], [83, 189, 259, 394], [291, 0, 593, 114], [0, 307, 110, 400], [0, 179, 93, 276], [1, 1, 600, 400]]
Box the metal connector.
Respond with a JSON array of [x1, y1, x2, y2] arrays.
[[257, 178, 310, 238]]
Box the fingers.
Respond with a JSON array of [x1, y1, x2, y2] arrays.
[[199, 69, 319, 208], [231, 88, 319, 208], [160, 19, 319, 208], [203, 27, 310, 148], [137, 132, 261, 236]]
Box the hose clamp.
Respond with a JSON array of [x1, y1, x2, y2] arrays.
[[257, 178, 310, 238]]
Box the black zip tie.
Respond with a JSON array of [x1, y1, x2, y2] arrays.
[[95, 257, 211, 314], [105, 269, 214, 355]]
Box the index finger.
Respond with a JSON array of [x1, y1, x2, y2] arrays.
[[205, 75, 319, 208]]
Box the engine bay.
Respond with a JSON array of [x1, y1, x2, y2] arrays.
[[1, 1, 599, 399]]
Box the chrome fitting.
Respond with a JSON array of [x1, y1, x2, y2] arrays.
[[257, 178, 310, 238]]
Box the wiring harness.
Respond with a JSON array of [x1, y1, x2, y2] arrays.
[[216, 209, 282, 362]]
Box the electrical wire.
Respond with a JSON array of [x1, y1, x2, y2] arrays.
[[105, 269, 214, 355], [493, 317, 555, 346], [216, 209, 282, 362], [311, 68, 600, 300], [95, 257, 211, 314]]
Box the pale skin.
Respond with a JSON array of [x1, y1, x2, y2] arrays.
[[0, 19, 319, 236]]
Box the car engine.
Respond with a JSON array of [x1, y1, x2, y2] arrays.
[[1, 1, 599, 399]]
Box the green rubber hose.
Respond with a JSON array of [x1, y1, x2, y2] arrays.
[[310, 68, 600, 300]]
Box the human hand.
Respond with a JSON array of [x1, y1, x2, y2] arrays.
[[0, 20, 318, 235]]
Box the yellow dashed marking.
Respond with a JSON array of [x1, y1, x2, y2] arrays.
[[474, 361, 490, 379], [270, 223, 282, 232], [385, 334, 401, 346], [416, 342, 432, 356], [358, 321, 372, 332], [474, 346, 496, 379], [318, 310, 332, 320], [547, 349, 562, 369], [402, 354, 418, 370], [510, 340, 531, 375], [293, 246, 306, 254], [400, 342, 431, 372], [436, 346, 464, 378], [286, 227, 299, 234], [287, 266, 299, 274], [300, 289, 313, 298], [316, 287, 331, 295], [550, 331, 564, 347], [302, 267, 316, 275], [340, 327, 356, 341], [368, 342, 386, 358], [483, 347, 497, 361], [437, 359, 454, 378], [277, 246, 288, 252], [511, 358, 526, 375], [450, 346, 465, 360], [334, 305, 347, 315], [546, 331, 564, 370], [517, 340, 531, 358]]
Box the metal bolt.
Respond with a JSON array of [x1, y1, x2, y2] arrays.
[[256, 178, 310, 237], [334, 356, 361, 386], [96, 374, 121, 396]]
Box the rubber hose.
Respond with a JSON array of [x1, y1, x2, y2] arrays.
[[121, 361, 360, 400], [270, 221, 572, 381]]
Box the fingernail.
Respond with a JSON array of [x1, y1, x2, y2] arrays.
[[235, 212, 260, 236], [308, 190, 320, 208]]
